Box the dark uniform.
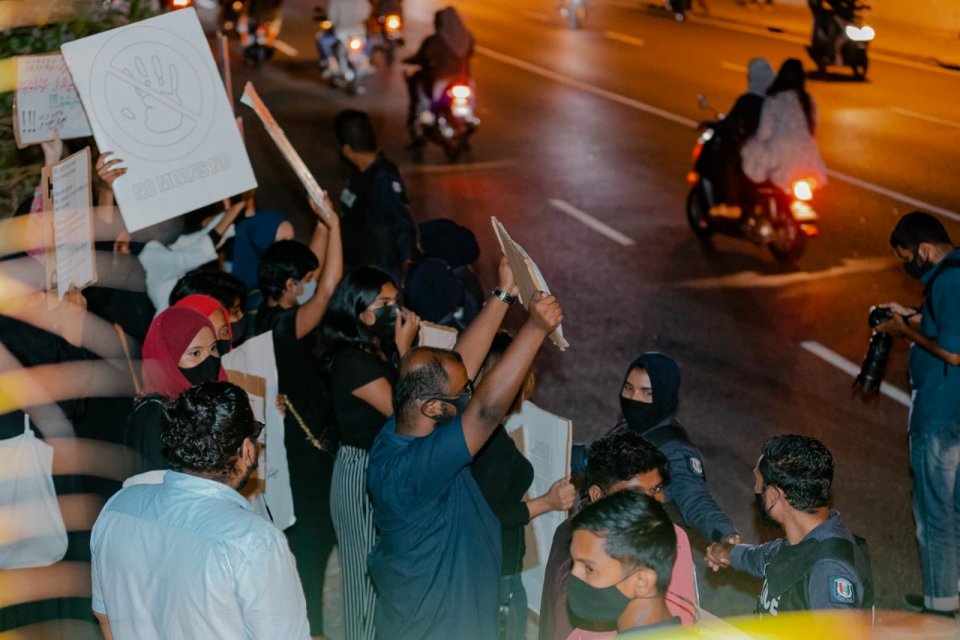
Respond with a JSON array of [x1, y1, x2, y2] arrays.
[[339, 153, 418, 276], [730, 510, 874, 616]]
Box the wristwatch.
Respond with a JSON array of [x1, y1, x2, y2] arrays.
[[491, 288, 517, 305]]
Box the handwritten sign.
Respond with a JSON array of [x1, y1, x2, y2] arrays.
[[60, 8, 257, 233], [14, 54, 93, 147], [49, 148, 97, 299]]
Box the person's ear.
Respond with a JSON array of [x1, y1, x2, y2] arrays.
[[587, 485, 604, 504], [284, 277, 298, 296], [421, 398, 443, 419], [359, 308, 376, 326], [626, 567, 659, 599], [243, 438, 258, 465]]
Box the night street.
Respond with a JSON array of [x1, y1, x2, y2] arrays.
[[224, 0, 960, 618]]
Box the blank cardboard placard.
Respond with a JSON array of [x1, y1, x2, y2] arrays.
[[503, 401, 572, 614], [60, 8, 257, 233], [14, 54, 93, 148], [418, 321, 458, 350], [49, 148, 97, 300], [491, 217, 569, 350]]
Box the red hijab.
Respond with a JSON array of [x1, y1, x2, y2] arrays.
[[141, 306, 227, 399], [174, 294, 232, 343]]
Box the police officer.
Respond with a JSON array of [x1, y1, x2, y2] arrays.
[[574, 352, 741, 546], [333, 110, 419, 280], [705, 435, 873, 616]]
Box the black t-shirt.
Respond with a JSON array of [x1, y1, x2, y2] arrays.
[[329, 346, 396, 451], [126, 396, 168, 471], [472, 425, 534, 575], [255, 303, 331, 457]]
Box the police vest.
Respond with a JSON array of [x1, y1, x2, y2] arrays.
[[758, 535, 874, 616]]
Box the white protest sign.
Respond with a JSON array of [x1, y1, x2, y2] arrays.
[[418, 321, 458, 350], [50, 148, 97, 299], [61, 8, 257, 233], [503, 400, 572, 614], [223, 332, 295, 530], [14, 54, 92, 147]]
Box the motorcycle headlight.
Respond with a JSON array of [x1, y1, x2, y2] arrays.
[[385, 14, 402, 31], [845, 24, 875, 42], [348, 37, 365, 51]]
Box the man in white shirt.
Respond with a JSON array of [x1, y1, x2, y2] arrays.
[[91, 381, 309, 640]]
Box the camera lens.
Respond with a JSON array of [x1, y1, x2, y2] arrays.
[[855, 331, 893, 396]]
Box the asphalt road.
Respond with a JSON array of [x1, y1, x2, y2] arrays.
[[222, 0, 960, 618]]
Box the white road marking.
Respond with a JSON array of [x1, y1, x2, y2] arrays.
[[549, 198, 636, 246], [476, 45, 960, 222], [604, 31, 646, 47], [890, 107, 960, 131], [400, 159, 517, 174], [476, 45, 698, 127], [720, 61, 747, 73], [273, 39, 299, 57], [800, 340, 911, 407], [677, 257, 896, 289]]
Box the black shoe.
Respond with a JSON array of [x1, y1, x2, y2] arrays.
[[405, 137, 427, 150], [905, 593, 958, 617]]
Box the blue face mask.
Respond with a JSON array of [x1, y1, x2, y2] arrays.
[[296, 279, 318, 305]]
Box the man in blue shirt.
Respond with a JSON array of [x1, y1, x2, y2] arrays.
[[91, 382, 310, 639], [367, 263, 562, 640], [875, 211, 960, 616]]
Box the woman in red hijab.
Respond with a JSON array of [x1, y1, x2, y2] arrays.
[[175, 293, 234, 355], [127, 306, 227, 470]]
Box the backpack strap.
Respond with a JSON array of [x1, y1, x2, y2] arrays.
[[922, 258, 960, 328]]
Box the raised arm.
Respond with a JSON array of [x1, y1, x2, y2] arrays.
[[461, 291, 562, 455], [295, 193, 343, 339], [454, 257, 518, 379]]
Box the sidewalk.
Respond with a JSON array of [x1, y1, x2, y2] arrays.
[[687, 0, 960, 71]]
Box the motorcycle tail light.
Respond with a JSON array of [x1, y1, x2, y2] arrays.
[[385, 14, 402, 31], [450, 84, 472, 101], [686, 171, 699, 185], [171, 0, 192, 7], [792, 179, 814, 202], [349, 37, 364, 51]]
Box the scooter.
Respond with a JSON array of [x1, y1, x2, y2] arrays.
[[369, 2, 404, 64], [807, 1, 873, 79], [314, 9, 373, 94], [685, 96, 819, 262], [415, 79, 480, 161], [559, 0, 587, 30]]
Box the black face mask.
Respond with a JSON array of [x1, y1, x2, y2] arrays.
[[620, 396, 662, 432], [422, 391, 472, 426], [231, 319, 247, 346], [216, 339, 232, 356], [755, 491, 782, 531], [567, 574, 633, 623], [179, 355, 221, 387], [371, 303, 398, 341], [904, 251, 933, 280]]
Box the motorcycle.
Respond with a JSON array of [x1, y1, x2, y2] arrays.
[[239, 0, 284, 67], [559, 0, 587, 30], [806, 1, 873, 79], [685, 96, 819, 262], [415, 79, 480, 161], [314, 8, 373, 94], [368, 4, 404, 64]]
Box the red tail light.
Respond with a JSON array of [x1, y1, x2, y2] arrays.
[[171, 0, 192, 7], [450, 84, 472, 100]]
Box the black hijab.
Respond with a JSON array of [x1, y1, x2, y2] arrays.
[[621, 352, 681, 430]]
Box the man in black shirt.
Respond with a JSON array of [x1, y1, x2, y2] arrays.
[[334, 110, 419, 280]]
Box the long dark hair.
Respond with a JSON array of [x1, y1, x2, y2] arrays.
[[767, 58, 815, 133], [318, 266, 395, 368]]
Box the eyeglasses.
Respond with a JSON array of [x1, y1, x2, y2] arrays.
[[419, 379, 474, 403]]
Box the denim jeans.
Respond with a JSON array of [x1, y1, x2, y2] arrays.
[[910, 421, 960, 611], [498, 573, 528, 640]]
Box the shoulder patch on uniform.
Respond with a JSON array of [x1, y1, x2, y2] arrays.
[[688, 457, 703, 476], [829, 577, 855, 604], [392, 180, 403, 194], [341, 188, 357, 208]]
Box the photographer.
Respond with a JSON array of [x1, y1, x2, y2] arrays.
[[875, 211, 960, 617]]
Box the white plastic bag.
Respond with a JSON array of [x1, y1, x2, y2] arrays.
[[0, 415, 68, 568]]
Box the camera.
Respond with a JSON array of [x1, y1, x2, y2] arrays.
[[854, 307, 894, 398]]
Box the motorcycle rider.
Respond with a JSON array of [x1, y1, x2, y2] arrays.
[[808, 0, 857, 64], [316, 0, 371, 78], [238, 0, 285, 59], [697, 57, 775, 220], [403, 6, 474, 148]]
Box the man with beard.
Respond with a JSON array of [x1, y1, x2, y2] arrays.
[[90, 381, 310, 639], [874, 211, 960, 616], [705, 435, 873, 616]]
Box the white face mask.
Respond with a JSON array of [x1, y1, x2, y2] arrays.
[[296, 279, 318, 305]]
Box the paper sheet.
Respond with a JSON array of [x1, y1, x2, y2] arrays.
[[14, 54, 92, 147], [60, 8, 257, 233], [491, 217, 569, 351], [223, 332, 295, 530], [50, 148, 97, 299]]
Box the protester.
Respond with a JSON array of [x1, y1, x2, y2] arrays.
[[541, 430, 698, 640], [319, 266, 419, 640], [471, 331, 576, 640], [127, 306, 227, 470], [569, 490, 680, 635], [705, 435, 873, 615], [367, 261, 562, 640], [174, 294, 234, 356], [91, 381, 310, 639], [334, 110, 419, 279], [255, 195, 342, 638], [169, 268, 247, 348], [229, 191, 295, 289]]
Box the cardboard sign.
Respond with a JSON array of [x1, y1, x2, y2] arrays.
[[503, 401, 572, 614], [60, 8, 257, 233], [14, 54, 93, 147], [491, 217, 569, 351], [223, 332, 295, 530], [418, 321, 458, 350], [48, 148, 97, 300]]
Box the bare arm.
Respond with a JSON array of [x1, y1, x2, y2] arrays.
[[526, 477, 575, 520], [876, 309, 960, 366], [295, 194, 342, 340], [94, 611, 114, 640], [461, 292, 562, 455], [453, 257, 518, 379], [351, 377, 394, 417], [212, 201, 245, 239]]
